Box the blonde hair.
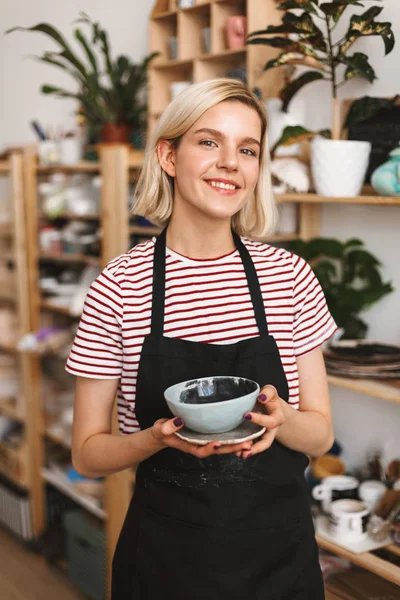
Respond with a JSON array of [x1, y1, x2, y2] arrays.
[[134, 78, 277, 237]]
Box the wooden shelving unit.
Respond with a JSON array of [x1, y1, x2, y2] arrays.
[[7, 145, 145, 598], [328, 375, 400, 406], [148, 0, 285, 135]]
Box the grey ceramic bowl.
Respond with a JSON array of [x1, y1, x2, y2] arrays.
[[164, 376, 260, 434]]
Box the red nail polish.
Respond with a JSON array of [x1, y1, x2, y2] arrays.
[[214, 443, 221, 449], [259, 394, 267, 402], [173, 417, 183, 427], [244, 413, 252, 420], [245, 453, 252, 459]]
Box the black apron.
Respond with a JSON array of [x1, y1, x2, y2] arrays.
[[112, 228, 324, 600]]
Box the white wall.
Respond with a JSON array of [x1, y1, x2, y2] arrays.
[[1, 0, 399, 471]]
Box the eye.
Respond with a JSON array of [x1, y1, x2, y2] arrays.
[[241, 148, 258, 157], [200, 140, 217, 148]]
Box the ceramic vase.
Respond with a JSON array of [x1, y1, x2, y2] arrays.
[[225, 16, 246, 50], [311, 138, 371, 197], [371, 146, 400, 196]]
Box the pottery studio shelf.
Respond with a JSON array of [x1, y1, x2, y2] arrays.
[[278, 192, 400, 205], [316, 534, 400, 587], [327, 375, 400, 405]]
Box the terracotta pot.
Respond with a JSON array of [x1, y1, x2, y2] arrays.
[[100, 123, 131, 144], [225, 16, 246, 50]]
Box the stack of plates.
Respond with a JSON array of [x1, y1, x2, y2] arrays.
[[324, 341, 400, 383]]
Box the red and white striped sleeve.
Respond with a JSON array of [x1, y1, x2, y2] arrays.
[[292, 254, 337, 356], [66, 268, 123, 379]]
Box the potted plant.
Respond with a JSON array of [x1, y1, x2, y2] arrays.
[[247, 0, 395, 197], [7, 13, 158, 145], [286, 237, 394, 339]]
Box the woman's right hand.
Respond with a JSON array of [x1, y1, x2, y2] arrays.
[[151, 417, 253, 458]]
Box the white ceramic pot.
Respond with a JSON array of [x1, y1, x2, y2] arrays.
[[311, 138, 371, 197]]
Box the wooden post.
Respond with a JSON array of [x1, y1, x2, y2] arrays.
[[13, 149, 46, 536]]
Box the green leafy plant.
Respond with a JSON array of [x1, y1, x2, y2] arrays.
[[247, 0, 395, 139], [6, 13, 158, 133], [271, 94, 399, 157], [287, 237, 394, 339]]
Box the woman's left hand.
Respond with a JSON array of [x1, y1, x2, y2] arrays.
[[238, 385, 285, 459]]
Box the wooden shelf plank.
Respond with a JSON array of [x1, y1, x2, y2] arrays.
[[327, 375, 400, 405], [154, 58, 193, 69], [37, 161, 100, 174], [43, 212, 100, 221], [0, 398, 24, 423], [316, 534, 400, 587], [199, 48, 247, 62], [278, 192, 400, 206], [0, 161, 10, 174], [39, 252, 100, 266], [40, 299, 78, 316], [42, 468, 106, 520], [0, 341, 18, 353]]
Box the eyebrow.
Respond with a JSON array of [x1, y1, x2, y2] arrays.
[[193, 127, 261, 148]]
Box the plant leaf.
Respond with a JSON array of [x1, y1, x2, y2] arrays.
[[7, 23, 88, 77], [277, 0, 319, 14], [344, 95, 399, 129], [264, 51, 326, 71], [319, 1, 365, 24], [74, 28, 99, 76], [340, 6, 395, 55], [341, 52, 377, 83], [278, 71, 325, 112]]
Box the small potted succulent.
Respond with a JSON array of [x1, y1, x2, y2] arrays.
[[7, 13, 158, 145], [247, 0, 395, 197]]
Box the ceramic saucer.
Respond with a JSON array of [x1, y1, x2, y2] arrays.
[[175, 421, 266, 446]]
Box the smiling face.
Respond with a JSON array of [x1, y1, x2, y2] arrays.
[[158, 100, 262, 226]]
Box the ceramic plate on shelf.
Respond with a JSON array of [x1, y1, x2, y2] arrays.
[[175, 422, 265, 446]]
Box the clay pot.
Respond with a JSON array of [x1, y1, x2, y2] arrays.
[[100, 123, 131, 144]]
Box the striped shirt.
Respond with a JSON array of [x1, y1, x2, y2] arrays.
[[66, 236, 337, 434]]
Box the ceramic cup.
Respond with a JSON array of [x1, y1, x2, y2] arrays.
[[312, 475, 359, 513], [359, 480, 387, 511], [329, 499, 370, 543]]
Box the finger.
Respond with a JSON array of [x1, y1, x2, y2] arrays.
[[242, 429, 277, 458], [159, 416, 185, 436], [258, 385, 279, 404], [244, 410, 283, 430]]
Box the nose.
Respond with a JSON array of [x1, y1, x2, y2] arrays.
[[216, 144, 238, 171]]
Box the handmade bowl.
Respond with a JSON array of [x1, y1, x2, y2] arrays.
[[164, 376, 260, 434]]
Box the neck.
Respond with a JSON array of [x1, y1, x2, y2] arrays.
[[166, 207, 236, 260]]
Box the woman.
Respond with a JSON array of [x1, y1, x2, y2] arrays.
[[67, 78, 336, 599]]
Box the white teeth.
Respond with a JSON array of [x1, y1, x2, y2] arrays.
[[208, 180, 237, 190]]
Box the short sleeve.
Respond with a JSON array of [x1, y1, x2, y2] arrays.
[[66, 268, 123, 379], [292, 254, 337, 356]]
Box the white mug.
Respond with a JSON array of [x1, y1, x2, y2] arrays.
[[359, 480, 387, 511], [312, 475, 359, 513], [329, 499, 370, 543]]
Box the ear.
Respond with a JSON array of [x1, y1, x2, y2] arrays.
[[157, 140, 176, 178]]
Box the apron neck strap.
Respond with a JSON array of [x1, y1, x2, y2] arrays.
[[151, 227, 269, 336]]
